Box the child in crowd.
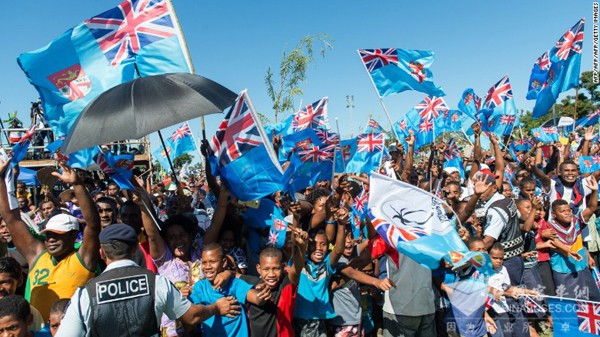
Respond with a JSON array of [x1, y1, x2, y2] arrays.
[[189, 243, 271, 337], [47, 299, 69, 337]]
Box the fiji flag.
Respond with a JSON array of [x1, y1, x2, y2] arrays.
[[241, 198, 283, 230], [345, 133, 386, 175], [531, 19, 585, 119], [46, 138, 99, 169], [435, 110, 464, 136], [404, 96, 449, 150], [457, 88, 482, 122], [335, 138, 355, 173], [95, 150, 135, 190], [279, 128, 323, 163], [364, 117, 387, 134], [292, 98, 330, 131], [579, 156, 600, 174], [548, 297, 600, 336], [352, 188, 369, 220], [10, 126, 36, 164], [18, 0, 192, 166], [209, 90, 284, 201], [576, 109, 600, 129], [527, 50, 551, 100], [511, 138, 534, 152], [369, 173, 469, 269], [478, 75, 518, 136], [358, 48, 445, 97], [152, 141, 174, 172], [283, 143, 335, 194], [168, 122, 196, 158], [268, 213, 289, 249], [444, 138, 465, 180], [446, 277, 488, 337], [531, 126, 559, 144]]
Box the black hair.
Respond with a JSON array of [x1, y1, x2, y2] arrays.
[[559, 160, 578, 171], [490, 242, 504, 253], [467, 237, 484, 250], [203, 242, 225, 259], [551, 199, 570, 213], [120, 201, 141, 215], [515, 199, 531, 208], [0, 257, 23, 283], [518, 176, 536, 188], [0, 295, 30, 321], [160, 214, 198, 239], [96, 197, 117, 212], [306, 188, 329, 205], [49, 299, 70, 316], [259, 247, 283, 261]]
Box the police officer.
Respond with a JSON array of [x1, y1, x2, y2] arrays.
[[56, 223, 240, 337]]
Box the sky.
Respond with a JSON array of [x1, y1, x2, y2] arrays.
[[0, 1, 594, 164]]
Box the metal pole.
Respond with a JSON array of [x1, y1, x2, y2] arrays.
[[335, 118, 346, 169], [157, 130, 180, 188], [346, 95, 354, 137]]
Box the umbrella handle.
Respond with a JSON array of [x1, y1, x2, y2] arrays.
[[157, 130, 181, 190]]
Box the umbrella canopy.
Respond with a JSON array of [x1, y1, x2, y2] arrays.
[[61, 73, 237, 154]]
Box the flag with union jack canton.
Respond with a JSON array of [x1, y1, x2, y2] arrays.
[[10, 126, 36, 164], [94, 150, 135, 190], [278, 128, 323, 164], [575, 109, 600, 129], [168, 122, 197, 158], [443, 138, 465, 180], [208, 90, 284, 201], [338, 133, 387, 175], [282, 142, 335, 195], [18, 0, 191, 168], [531, 19, 585, 119], [457, 88, 481, 122], [402, 96, 449, 150], [292, 97, 330, 131], [527, 50, 551, 100], [530, 126, 559, 144], [478, 75, 518, 137], [358, 48, 445, 98], [364, 117, 387, 134], [578, 156, 600, 174], [548, 297, 600, 336]]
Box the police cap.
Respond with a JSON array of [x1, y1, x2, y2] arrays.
[[100, 223, 138, 245]]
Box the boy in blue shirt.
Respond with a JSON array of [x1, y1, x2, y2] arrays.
[[293, 207, 348, 337], [190, 243, 271, 337]]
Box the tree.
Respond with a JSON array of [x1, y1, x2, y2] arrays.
[[173, 153, 193, 169], [265, 34, 334, 123]]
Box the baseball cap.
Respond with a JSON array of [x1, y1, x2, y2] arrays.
[[443, 167, 460, 175], [388, 143, 398, 153], [100, 223, 138, 245], [40, 214, 80, 234]]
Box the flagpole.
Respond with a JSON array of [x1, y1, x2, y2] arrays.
[[356, 50, 401, 141], [166, 0, 207, 140], [335, 118, 346, 169], [460, 129, 474, 146]]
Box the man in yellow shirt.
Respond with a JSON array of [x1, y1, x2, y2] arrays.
[[0, 159, 100, 321]]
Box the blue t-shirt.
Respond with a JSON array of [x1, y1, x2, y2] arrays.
[[294, 255, 336, 320], [189, 277, 253, 337]]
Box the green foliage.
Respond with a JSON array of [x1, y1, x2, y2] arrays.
[[265, 34, 334, 123], [173, 153, 193, 169]]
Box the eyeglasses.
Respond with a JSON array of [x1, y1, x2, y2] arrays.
[[98, 208, 113, 214]]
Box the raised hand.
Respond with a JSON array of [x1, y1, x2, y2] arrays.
[[473, 173, 493, 196], [585, 126, 597, 141], [587, 175, 598, 191], [0, 158, 11, 178], [51, 159, 82, 185]]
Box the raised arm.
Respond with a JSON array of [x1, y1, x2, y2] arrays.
[[582, 176, 599, 222], [288, 226, 309, 285], [135, 188, 167, 260], [203, 185, 229, 245], [472, 123, 483, 163], [329, 208, 349, 267], [52, 161, 101, 271], [490, 135, 504, 190], [0, 159, 44, 264], [200, 140, 220, 200], [400, 132, 415, 182], [458, 174, 492, 224], [526, 156, 551, 192]]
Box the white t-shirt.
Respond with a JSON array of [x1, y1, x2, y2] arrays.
[[487, 266, 511, 314]]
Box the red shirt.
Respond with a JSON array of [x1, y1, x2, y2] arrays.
[[535, 219, 552, 262]]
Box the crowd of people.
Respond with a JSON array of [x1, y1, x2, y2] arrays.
[[0, 121, 599, 337]]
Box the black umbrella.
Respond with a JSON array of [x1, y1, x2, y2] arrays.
[[60, 72, 237, 154]]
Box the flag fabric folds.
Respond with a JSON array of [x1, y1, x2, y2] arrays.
[[292, 98, 330, 131], [364, 117, 387, 134], [358, 48, 445, 98], [457, 88, 482, 122], [548, 297, 600, 336], [10, 126, 36, 164], [268, 213, 289, 249], [152, 143, 174, 172], [94, 150, 135, 190], [368, 173, 469, 269], [478, 75, 518, 137], [168, 122, 197, 158], [283, 143, 335, 194], [530, 126, 559, 143], [444, 138, 465, 180], [18, 0, 192, 167], [530, 19, 585, 119], [209, 90, 284, 201], [579, 156, 600, 174]]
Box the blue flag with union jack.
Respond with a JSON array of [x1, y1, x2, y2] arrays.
[[337, 133, 386, 175], [403, 96, 449, 150], [292, 98, 330, 131], [94, 150, 135, 190], [10, 126, 36, 164], [527, 50, 551, 100], [434, 110, 464, 136], [364, 117, 387, 134], [578, 156, 600, 174], [18, 0, 191, 168], [209, 90, 284, 201], [457, 88, 482, 122], [575, 109, 600, 129], [168, 122, 196, 158], [358, 48, 445, 98], [282, 142, 335, 194], [478, 75, 518, 136], [548, 297, 600, 336], [152, 141, 174, 172], [530, 126, 559, 144], [531, 19, 584, 119], [443, 138, 464, 180], [268, 213, 289, 249], [279, 128, 323, 163]]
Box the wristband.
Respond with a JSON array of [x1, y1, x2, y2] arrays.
[[325, 219, 336, 225]]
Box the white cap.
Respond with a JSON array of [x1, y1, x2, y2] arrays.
[[40, 214, 80, 234], [443, 167, 460, 175]]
